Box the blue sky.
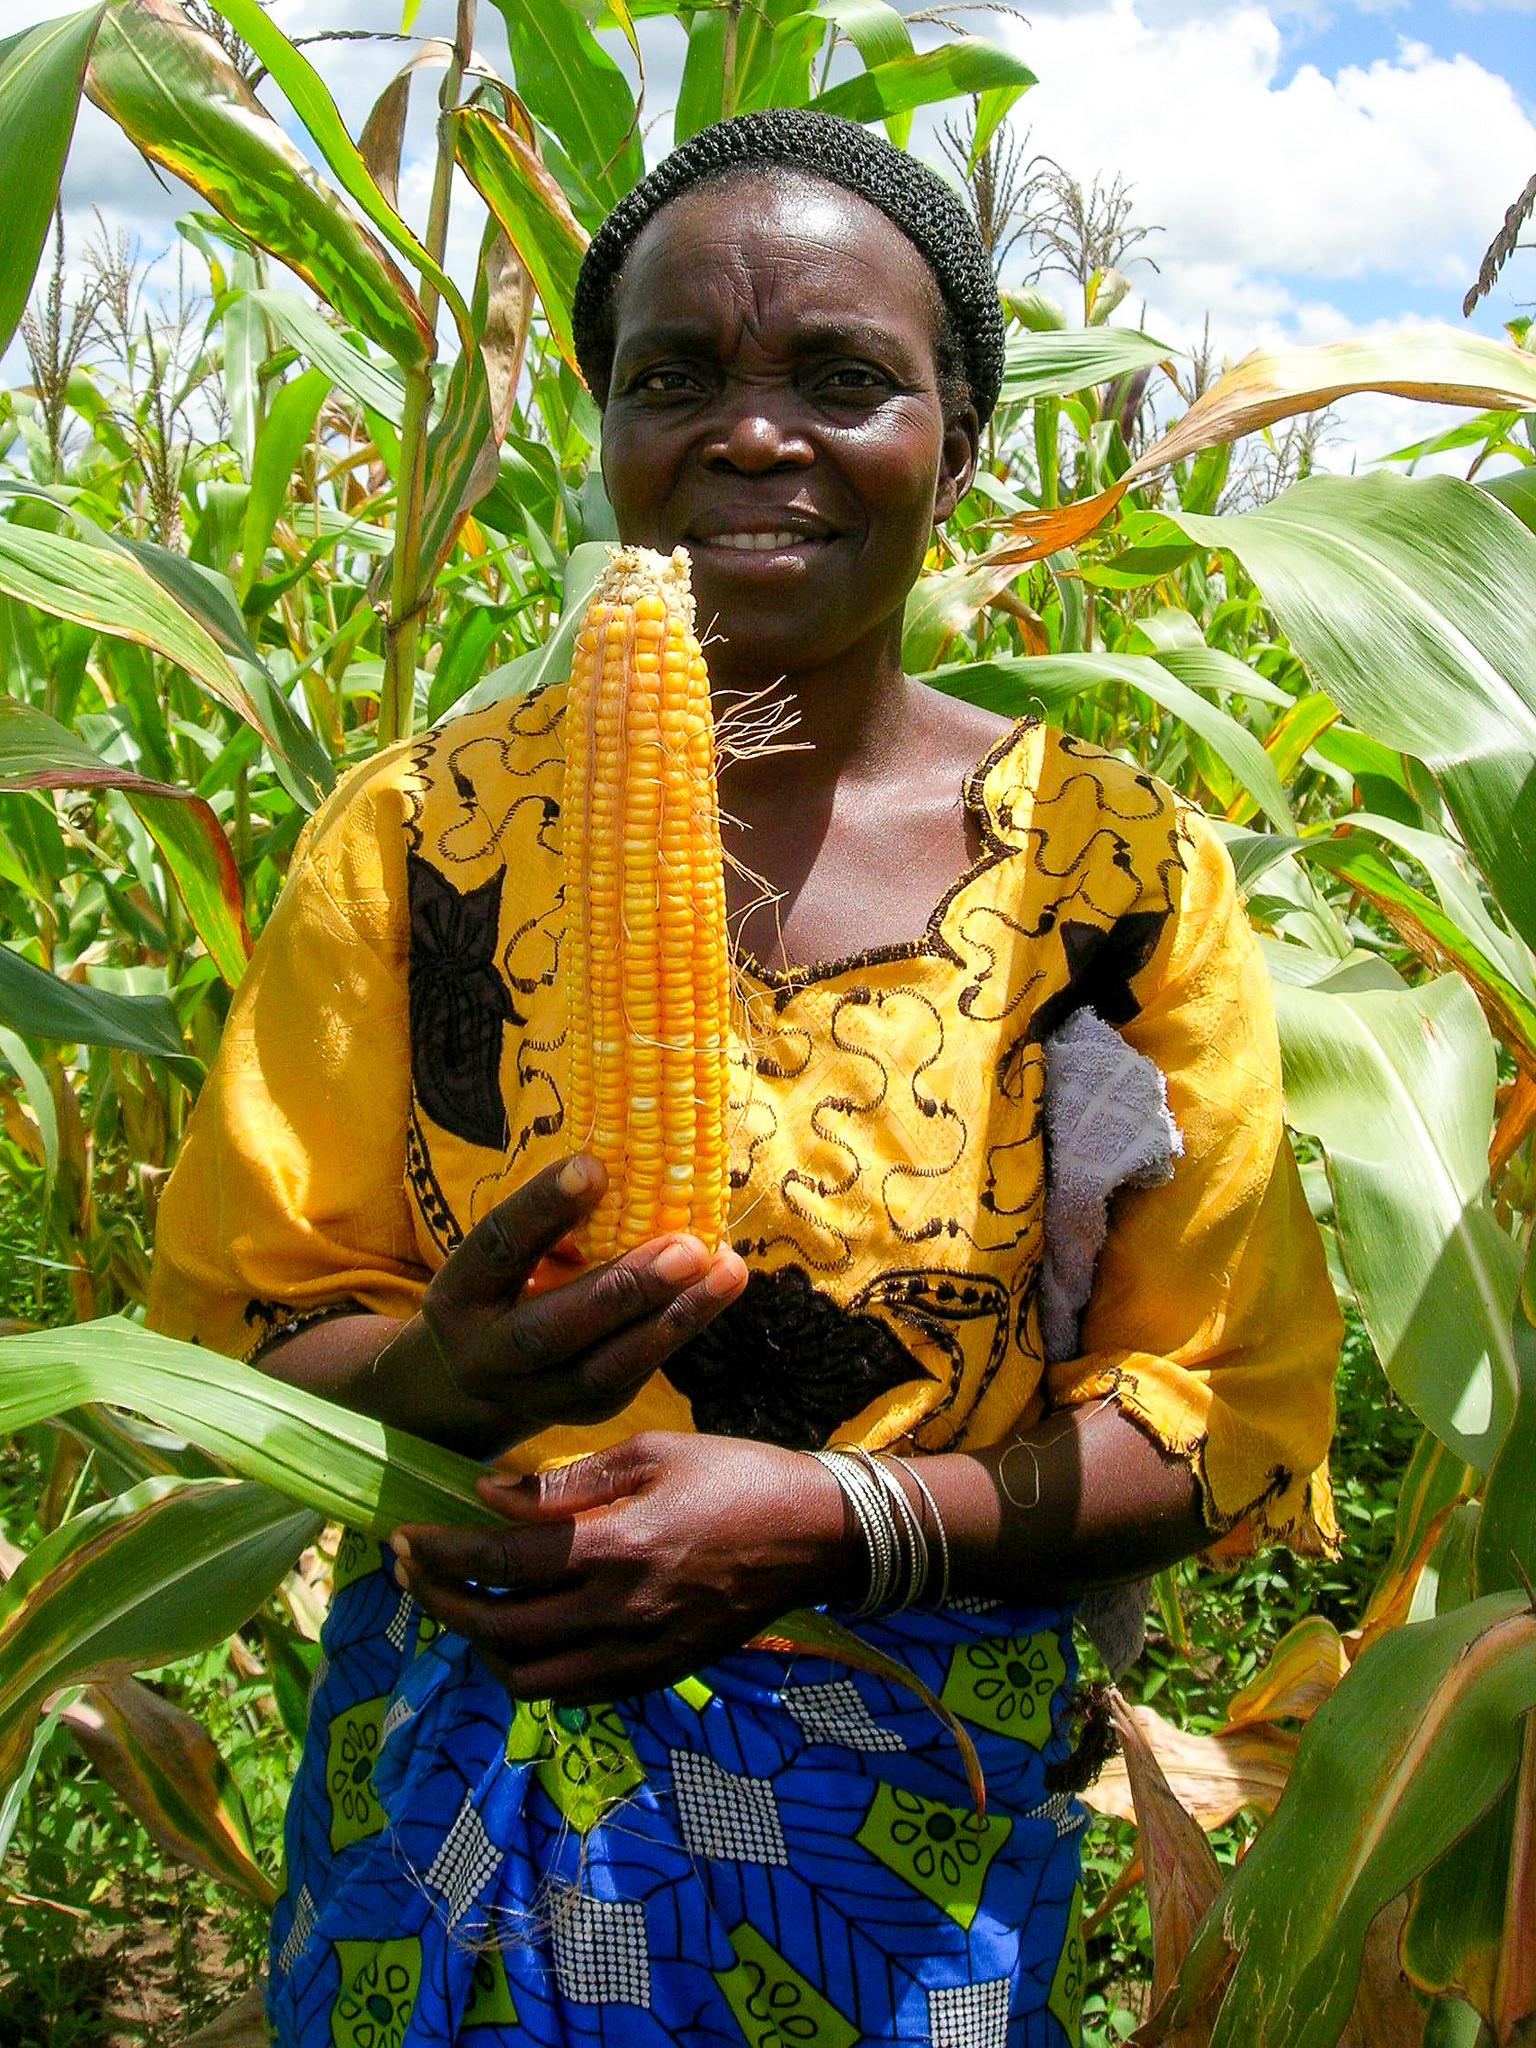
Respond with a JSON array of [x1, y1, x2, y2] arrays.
[[6, 0, 1535, 466]]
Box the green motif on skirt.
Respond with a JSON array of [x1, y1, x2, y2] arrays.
[[462, 1942, 519, 2028], [331, 1527, 381, 1595], [331, 1937, 421, 2048], [504, 1697, 644, 1834], [1049, 1882, 1086, 2038], [940, 1630, 1067, 1746], [856, 1782, 1012, 1929], [326, 1696, 387, 1852], [715, 1922, 858, 2048]]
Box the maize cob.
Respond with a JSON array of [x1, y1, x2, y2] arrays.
[[563, 544, 731, 1260]]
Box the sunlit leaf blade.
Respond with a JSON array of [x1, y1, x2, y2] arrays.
[[1295, 834, 1536, 1075], [238, 366, 331, 601], [0, 5, 107, 356], [250, 287, 406, 424], [1000, 329, 1173, 410], [921, 649, 1294, 831], [0, 948, 188, 1062], [1152, 1592, 1536, 2048], [485, 0, 643, 219], [748, 1608, 985, 1814], [455, 106, 589, 372], [0, 521, 272, 743], [1224, 1617, 1347, 1728], [201, 0, 476, 349], [997, 327, 1536, 566], [1166, 475, 1536, 957], [810, 39, 1035, 127], [1086, 1699, 1297, 1830], [0, 1474, 319, 1786], [1274, 973, 1519, 1471], [1473, 1237, 1536, 1599], [1352, 1429, 1476, 1655], [60, 1676, 275, 1903], [0, 1318, 497, 1536], [87, 0, 432, 371], [0, 697, 250, 988], [1398, 1783, 1515, 2010]]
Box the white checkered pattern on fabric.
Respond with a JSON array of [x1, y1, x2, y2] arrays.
[[384, 1590, 414, 1651], [927, 1976, 1011, 2048], [670, 1748, 789, 1865], [276, 1883, 316, 1975], [947, 1594, 1003, 1614], [1023, 1789, 1083, 1838], [550, 1893, 651, 2007], [381, 1694, 414, 1743], [784, 1677, 907, 1754], [423, 1795, 500, 1926]]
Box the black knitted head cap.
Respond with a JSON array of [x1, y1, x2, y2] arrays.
[[572, 108, 1005, 426]]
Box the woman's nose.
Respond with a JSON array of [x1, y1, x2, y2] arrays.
[[702, 399, 812, 472]]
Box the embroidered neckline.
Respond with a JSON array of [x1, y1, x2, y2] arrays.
[[733, 714, 1043, 996]]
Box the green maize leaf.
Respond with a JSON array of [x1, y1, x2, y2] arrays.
[[0, 520, 272, 744], [87, 0, 432, 372], [1473, 1239, 1536, 1600], [251, 289, 406, 426], [810, 38, 1034, 129], [0, 1318, 497, 1536], [1274, 973, 1520, 1470], [0, 1025, 59, 1184], [726, 0, 825, 120], [0, 697, 250, 988], [775, 0, 910, 74], [0, 6, 107, 357], [922, 649, 1294, 832], [0, 1474, 319, 1786], [1399, 1779, 1516, 2009], [200, 0, 476, 355], [456, 106, 589, 373], [238, 366, 332, 601], [1154, 1590, 1536, 2048], [1295, 834, 1536, 1072], [674, 5, 729, 144], [1147, 643, 1293, 708], [1482, 463, 1536, 536], [1000, 328, 1172, 410], [0, 947, 189, 1062], [61, 1675, 275, 1903], [452, 541, 610, 716], [1163, 473, 1536, 957], [1356, 1426, 1477, 1642], [0, 1693, 77, 1866], [486, 0, 643, 219]]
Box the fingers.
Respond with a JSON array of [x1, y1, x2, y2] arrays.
[[479, 1440, 649, 1522], [542, 1247, 747, 1420], [390, 1517, 578, 1594], [429, 1155, 605, 1313]]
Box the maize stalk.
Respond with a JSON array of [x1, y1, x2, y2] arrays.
[[563, 544, 731, 1259]]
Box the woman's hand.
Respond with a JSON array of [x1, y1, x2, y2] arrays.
[[390, 1430, 856, 1703], [255, 1154, 747, 1457]]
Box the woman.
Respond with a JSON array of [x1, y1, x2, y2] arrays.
[[149, 110, 1339, 2048]]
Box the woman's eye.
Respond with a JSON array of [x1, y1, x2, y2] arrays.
[[635, 367, 701, 395], [815, 364, 890, 400]]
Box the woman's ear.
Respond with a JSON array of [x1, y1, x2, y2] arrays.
[[934, 405, 980, 525]]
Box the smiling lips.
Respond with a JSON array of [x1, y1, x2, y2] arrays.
[[688, 521, 836, 555]]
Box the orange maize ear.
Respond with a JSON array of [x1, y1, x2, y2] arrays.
[[563, 544, 731, 1260]]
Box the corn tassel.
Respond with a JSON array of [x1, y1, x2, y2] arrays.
[[563, 545, 731, 1259]]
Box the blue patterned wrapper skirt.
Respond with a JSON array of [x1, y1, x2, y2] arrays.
[[268, 1530, 1089, 2047]]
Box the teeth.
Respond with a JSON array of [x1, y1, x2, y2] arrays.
[[714, 531, 809, 551]]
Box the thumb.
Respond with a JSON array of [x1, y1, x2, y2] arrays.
[[479, 1438, 654, 1522]]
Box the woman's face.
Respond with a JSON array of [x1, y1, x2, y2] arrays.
[[599, 174, 978, 691]]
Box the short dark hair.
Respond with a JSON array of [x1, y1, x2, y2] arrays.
[[572, 109, 1006, 426]]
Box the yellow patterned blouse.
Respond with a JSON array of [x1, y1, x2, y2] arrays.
[[149, 683, 1339, 1555]]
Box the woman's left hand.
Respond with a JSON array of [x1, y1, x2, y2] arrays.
[[390, 1431, 854, 1704]]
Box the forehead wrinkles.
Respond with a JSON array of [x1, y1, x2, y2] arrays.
[[613, 178, 944, 362]]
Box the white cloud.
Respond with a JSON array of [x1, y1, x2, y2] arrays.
[[992, 1, 1536, 297]]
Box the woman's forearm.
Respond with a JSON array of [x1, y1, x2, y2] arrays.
[[820, 1403, 1214, 1609]]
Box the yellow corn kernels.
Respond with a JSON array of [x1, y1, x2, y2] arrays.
[[563, 545, 731, 1259]]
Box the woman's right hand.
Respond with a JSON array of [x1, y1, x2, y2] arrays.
[[385, 1153, 747, 1449]]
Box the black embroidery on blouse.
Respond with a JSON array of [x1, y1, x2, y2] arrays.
[[663, 1264, 927, 1449], [408, 852, 516, 1150], [1025, 908, 1170, 1046]]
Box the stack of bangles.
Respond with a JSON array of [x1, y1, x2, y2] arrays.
[[809, 1447, 952, 1616]]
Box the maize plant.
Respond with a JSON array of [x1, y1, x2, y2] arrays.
[[0, 0, 1535, 2041]]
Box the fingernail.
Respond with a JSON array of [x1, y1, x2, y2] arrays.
[[705, 1250, 747, 1298], [558, 1155, 595, 1196], [389, 1532, 411, 1561], [392, 1557, 411, 1591], [653, 1238, 705, 1285]]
